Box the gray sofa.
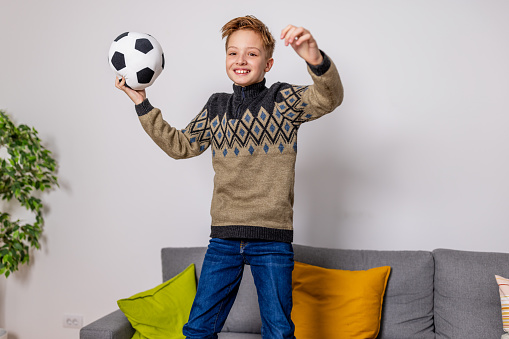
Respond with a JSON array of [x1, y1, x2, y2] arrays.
[[80, 245, 509, 339]]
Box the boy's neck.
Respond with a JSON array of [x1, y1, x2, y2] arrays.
[[233, 78, 266, 98]]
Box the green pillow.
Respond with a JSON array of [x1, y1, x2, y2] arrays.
[[117, 264, 197, 339]]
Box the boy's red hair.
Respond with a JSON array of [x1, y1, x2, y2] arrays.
[[221, 15, 275, 59]]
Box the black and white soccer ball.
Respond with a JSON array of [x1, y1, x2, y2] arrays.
[[108, 32, 165, 90]]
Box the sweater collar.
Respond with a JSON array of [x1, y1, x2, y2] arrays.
[[232, 78, 267, 99]]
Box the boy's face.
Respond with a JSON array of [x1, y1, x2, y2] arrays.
[[226, 29, 274, 87]]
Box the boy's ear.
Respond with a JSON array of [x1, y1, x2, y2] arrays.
[[265, 58, 274, 73]]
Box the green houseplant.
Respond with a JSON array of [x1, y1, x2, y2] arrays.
[[0, 110, 58, 278]]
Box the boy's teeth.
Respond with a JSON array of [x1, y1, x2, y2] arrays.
[[236, 70, 249, 74]]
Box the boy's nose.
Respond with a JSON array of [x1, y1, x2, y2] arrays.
[[236, 56, 247, 65]]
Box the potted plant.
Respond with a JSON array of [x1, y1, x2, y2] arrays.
[[0, 110, 59, 278]]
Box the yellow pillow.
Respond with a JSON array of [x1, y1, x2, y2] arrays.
[[292, 262, 391, 339], [117, 264, 196, 339]]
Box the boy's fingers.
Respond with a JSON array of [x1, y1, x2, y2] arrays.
[[280, 24, 294, 39], [295, 33, 312, 46], [283, 26, 296, 46], [115, 76, 127, 90], [281, 24, 320, 64], [282, 25, 300, 45], [291, 27, 307, 45], [283, 26, 310, 46]]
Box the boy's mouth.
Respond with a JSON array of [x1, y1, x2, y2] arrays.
[[235, 69, 250, 75]]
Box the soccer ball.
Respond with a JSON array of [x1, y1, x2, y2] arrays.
[[108, 32, 165, 90]]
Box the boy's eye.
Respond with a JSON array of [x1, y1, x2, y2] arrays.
[[227, 52, 257, 57]]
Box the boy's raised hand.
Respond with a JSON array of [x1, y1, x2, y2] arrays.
[[115, 77, 146, 105], [281, 25, 323, 66]]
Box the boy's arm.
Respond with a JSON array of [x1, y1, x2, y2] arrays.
[[136, 100, 210, 160], [281, 25, 344, 121], [115, 77, 210, 160], [301, 52, 343, 120]]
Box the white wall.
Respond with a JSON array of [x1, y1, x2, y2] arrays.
[[0, 0, 508, 337]]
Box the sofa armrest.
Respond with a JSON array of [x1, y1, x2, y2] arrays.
[[80, 309, 135, 339]]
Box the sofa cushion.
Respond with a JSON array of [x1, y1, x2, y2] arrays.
[[117, 263, 196, 339], [293, 245, 435, 339], [292, 261, 391, 339], [434, 249, 509, 339]]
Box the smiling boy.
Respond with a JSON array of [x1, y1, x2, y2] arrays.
[[226, 29, 273, 87], [116, 15, 343, 339]]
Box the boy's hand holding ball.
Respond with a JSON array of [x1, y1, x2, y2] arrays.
[[115, 76, 146, 105]]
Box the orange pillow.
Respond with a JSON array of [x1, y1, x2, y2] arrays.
[[292, 262, 391, 339]]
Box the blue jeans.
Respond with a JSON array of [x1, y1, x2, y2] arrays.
[[183, 238, 296, 339]]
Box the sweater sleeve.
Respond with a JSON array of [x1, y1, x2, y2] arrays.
[[302, 51, 343, 121], [136, 99, 211, 160], [279, 51, 343, 124]]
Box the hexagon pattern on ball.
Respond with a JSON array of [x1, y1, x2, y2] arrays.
[[108, 32, 164, 90], [111, 52, 126, 71], [135, 39, 153, 54], [137, 67, 155, 84]]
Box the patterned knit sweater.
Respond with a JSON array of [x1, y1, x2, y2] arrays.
[[135, 52, 343, 243]]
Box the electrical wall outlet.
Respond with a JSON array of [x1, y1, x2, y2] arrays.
[[63, 314, 83, 329]]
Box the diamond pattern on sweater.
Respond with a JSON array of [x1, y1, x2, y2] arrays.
[[182, 108, 210, 150], [183, 84, 315, 158], [210, 86, 312, 157]]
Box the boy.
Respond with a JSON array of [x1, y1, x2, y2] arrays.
[[116, 15, 343, 339]]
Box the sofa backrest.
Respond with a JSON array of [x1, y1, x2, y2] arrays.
[[161, 247, 207, 282], [293, 244, 435, 339], [161, 245, 436, 337], [433, 248, 509, 339]]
